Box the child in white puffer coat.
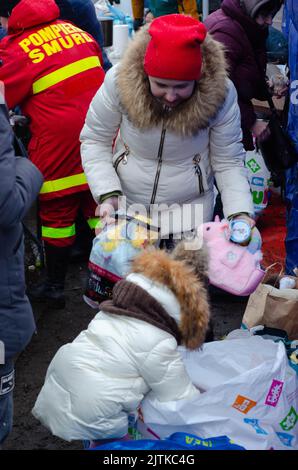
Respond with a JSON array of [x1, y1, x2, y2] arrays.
[[32, 246, 210, 443]]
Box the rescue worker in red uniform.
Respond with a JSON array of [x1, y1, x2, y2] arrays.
[[0, 0, 105, 308]]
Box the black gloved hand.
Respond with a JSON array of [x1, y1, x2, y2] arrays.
[[133, 18, 144, 32]]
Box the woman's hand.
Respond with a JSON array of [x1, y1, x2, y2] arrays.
[[95, 196, 119, 235], [268, 75, 289, 99], [251, 120, 270, 143]]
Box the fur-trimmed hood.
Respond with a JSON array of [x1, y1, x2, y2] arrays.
[[130, 249, 210, 350], [116, 27, 228, 136]]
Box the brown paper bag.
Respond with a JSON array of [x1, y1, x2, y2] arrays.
[[242, 284, 298, 340]]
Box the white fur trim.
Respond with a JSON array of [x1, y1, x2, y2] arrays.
[[126, 273, 181, 325]]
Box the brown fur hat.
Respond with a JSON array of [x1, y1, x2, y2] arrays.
[[131, 248, 210, 350]]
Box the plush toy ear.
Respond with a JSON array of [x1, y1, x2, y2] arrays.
[[220, 222, 229, 231], [214, 215, 220, 222]]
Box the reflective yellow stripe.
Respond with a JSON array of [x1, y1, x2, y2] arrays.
[[40, 173, 87, 195], [32, 56, 101, 95], [87, 218, 101, 230], [42, 224, 76, 239]]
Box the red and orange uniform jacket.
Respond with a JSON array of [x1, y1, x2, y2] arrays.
[[0, 0, 105, 200]]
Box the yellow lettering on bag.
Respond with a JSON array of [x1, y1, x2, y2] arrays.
[[58, 36, 74, 49], [28, 32, 44, 47], [29, 48, 45, 64], [185, 436, 194, 444], [71, 33, 86, 45], [43, 40, 63, 56], [19, 38, 31, 53]]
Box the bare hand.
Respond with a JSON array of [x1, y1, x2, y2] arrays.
[[95, 196, 119, 235], [268, 76, 289, 98], [251, 120, 270, 143]]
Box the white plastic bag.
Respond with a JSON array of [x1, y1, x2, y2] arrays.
[[245, 149, 271, 216], [84, 213, 158, 307], [139, 337, 298, 450]]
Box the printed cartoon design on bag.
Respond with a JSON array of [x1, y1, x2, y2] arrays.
[[140, 338, 298, 450], [84, 214, 158, 307], [243, 418, 268, 435], [232, 395, 257, 414], [265, 379, 284, 407], [275, 432, 295, 448], [246, 157, 261, 174], [245, 150, 271, 216], [279, 407, 298, 431]]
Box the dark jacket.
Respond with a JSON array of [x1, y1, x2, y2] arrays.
[[0, 103, 43, 364], [205, 0, 268, 150], [55, 0, 112, 71]]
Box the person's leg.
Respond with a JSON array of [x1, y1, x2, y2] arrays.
[[0, 394, 13, 447], [80, 190, 99, 235], [0, 362, 14, 447], [28, 195, 79, 309], [71, 191, 98, 262]]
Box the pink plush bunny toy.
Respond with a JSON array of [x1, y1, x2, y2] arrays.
[[200, 216, 265, 296]]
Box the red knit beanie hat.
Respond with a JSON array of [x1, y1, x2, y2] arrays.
[[144, 14, 207, 81]]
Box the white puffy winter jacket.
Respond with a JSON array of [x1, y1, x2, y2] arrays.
[[80, 32, 254, 234], [32, 274, 199, 441]]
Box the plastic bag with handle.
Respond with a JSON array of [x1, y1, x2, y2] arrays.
[[138, 336, 298, 450]]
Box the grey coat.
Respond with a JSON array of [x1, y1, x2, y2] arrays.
[[0, 103, 43, 367]]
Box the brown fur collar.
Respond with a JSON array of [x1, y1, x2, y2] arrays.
[[117, 28, 228, 137], [131, 249, 210, 350]]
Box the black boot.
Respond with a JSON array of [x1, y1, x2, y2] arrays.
[[28, 243, 71, 309]]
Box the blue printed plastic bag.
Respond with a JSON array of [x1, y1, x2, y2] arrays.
[[91, 432, 245, 450]]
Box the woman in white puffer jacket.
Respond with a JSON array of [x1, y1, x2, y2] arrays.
[[80, 14, 254, 236], [32, 248, 210, 442]]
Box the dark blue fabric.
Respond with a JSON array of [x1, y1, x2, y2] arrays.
[[284, 1, 298, 274], [55, 0, 112, 71], [0, 390, 13, 444], [287, 0, 298, 31], [266, 26, 288, 63], [0, 104, 43, 360], [91, 432, 245, 450], [0, 27, 6, 40]]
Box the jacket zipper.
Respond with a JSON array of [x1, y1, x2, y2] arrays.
[[150, 124, 167, 205], [193, 154, 204, 194], [114, 146, 129, 173]]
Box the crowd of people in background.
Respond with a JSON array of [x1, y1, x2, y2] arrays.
[[0, 0, 297, 448]]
